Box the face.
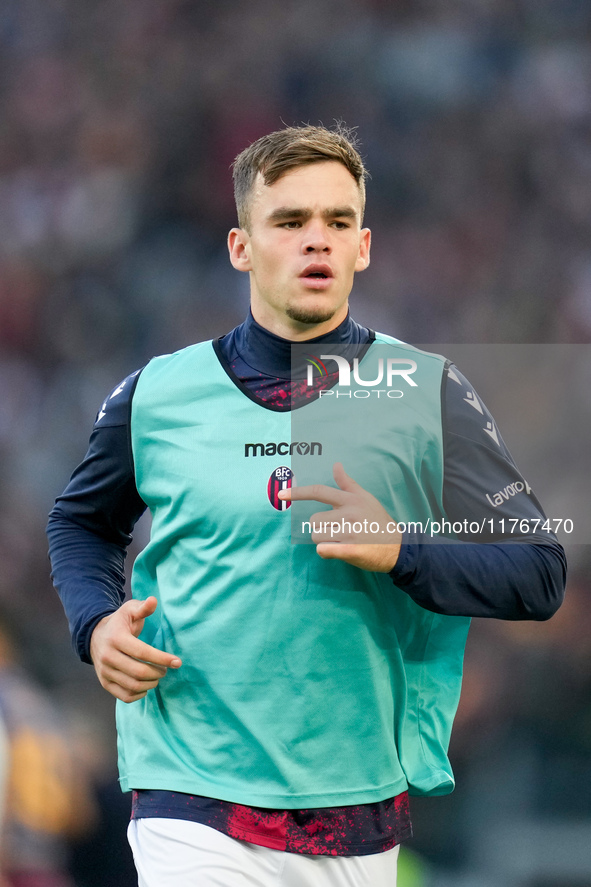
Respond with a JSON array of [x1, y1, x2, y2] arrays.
[[228, 161, 371, 340]]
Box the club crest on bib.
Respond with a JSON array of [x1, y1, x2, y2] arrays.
[[267, 466, 293, 511]]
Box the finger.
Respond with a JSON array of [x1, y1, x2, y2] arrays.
[[101, 676, 151, 704], [316, 542, 357, 560], [309, 516, 349, 544], [279, 483, 347, 507], [101, 649, 169, 681], [316, 542, 401, 573], [308, 512, 380, 544], [125, 595, 158, 629], [102, 667, 162, 697], [332, 462, 361, 493], [101, 672, 158, 702], [116, 635, 182, 669], [98, 653, 170, 701]]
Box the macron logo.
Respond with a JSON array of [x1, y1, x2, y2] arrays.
[[245, 442, 322, 457]]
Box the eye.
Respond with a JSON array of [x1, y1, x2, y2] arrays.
[[281, 220, 301, 229], [331, 221, 350, 230]]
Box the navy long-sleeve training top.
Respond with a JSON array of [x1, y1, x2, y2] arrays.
[[46, 312, 566, 856], [47, 312, 566, 665]]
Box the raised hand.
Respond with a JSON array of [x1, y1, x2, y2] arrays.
[[279, 462, 401, 573]]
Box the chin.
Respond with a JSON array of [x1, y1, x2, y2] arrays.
[[285, 304, 339, 326]]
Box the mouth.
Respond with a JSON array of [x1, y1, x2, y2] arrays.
[[299, 265, 334, 289]]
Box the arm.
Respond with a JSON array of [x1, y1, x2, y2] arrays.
[[47, 372, 146, 661], [283, 363, 566, 621], [47, 371, 182, 700], [390, 363, 566, 620], [391, 536, 565, 620]]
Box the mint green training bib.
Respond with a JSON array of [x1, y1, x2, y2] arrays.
[[117, 337, 470, 806]]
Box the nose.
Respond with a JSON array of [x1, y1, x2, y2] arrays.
[[303, 220, 330, 253]]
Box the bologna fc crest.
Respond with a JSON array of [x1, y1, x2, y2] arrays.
[[267, 466, 293, 511]]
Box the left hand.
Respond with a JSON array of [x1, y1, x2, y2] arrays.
[[279, 462, 402, 573]]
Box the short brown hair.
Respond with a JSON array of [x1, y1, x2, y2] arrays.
[[232, 124, 368, 231]]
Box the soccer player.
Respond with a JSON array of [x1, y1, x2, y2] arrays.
[[47, 125, 566, 887]]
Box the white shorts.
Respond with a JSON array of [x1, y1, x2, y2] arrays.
[[128, 818, 400, 887]]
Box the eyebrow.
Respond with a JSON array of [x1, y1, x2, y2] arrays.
[[267, 206, 358, 223]]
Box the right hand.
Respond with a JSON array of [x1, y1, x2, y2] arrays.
[[89, 596, 182, 703]]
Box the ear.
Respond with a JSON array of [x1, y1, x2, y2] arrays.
[[228, 228, 252, 272], [355, 227, 371, 273]]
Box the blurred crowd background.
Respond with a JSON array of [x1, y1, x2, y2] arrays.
[[0, 0, 590, 885]]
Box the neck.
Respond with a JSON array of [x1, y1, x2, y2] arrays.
[[223, 310, 364, 379], [249, 303, 349, 342], [216, 312, 372, 408]]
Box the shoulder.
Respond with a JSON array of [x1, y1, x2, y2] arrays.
[[370, 333, 449, 398], [372, 332, 449, 367], [94, 368, 143, 428], [131, 340, 224, 420], [442, 363, 512, 457], [137, 340, 216, 385]]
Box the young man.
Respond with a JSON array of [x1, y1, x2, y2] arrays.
[[47, 125, 566, 887]]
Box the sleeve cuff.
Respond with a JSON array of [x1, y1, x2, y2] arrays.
[[389, 532, 419, 586]]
